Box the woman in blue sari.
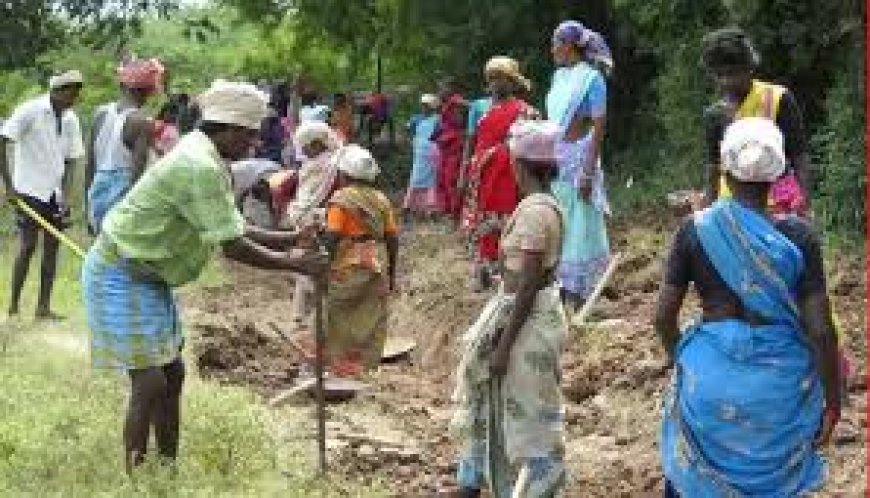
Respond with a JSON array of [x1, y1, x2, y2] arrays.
[[655, 117, 841, 497], [545, 21, 613, 311]]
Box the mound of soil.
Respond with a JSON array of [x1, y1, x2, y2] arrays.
[[182, 212, 866, 497]]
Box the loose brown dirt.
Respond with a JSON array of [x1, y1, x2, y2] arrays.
[[181, 212, 866, 497]]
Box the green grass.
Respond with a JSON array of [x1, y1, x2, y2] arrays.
[[0, 228, 385, 497]]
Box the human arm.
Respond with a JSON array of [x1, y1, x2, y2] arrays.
[[125, 113, 154, 182], [799, 291, 840, 447], [565, 73, 607, 201], [653, 222, 692, 361], [0, 102, 36, 199], [791, 223, 840, 445], [703, 105, 726, 204], [85, 107, 108, 211], [490, 250, 545, 376], [777, 91, 812, 210], [244, 223, 315, 250], [221, 237, 326, 275], [385, 233, 398, 292], [0, 137, 13, 198]]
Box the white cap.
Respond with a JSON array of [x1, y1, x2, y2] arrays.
[[49, 70, 84, 90], [334, 144, 380, 182], [198, 80, 268, 130], [720, 117, 786, 183]]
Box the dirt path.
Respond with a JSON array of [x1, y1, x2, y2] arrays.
[[182, 213, 866, 497]]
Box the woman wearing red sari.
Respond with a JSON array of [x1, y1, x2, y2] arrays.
[[434, 83, 467, 222], [462, 57, 538, 291]]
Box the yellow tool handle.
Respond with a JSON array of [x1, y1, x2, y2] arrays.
[[11, 197, 86, 260]]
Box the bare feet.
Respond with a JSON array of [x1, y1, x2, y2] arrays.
[[35, 309, 66, 321]]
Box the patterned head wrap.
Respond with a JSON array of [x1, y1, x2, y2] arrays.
[[508, 120, 560, 167], [48, 70, 83, 90], [294, 121, 340, 150], [118, 58, 164, 93], [484, 56, 532, 92], [552, 20, 614, 72], [334, 144, 380, 182], [198, 80, 269, 131], [720, 117, 785, 183]]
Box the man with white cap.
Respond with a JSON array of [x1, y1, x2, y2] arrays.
[[655, 117, 840, 497], [81, 80, 327, 472], [0, 69, 85, 319]]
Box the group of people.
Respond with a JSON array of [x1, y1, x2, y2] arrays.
[[0, 17, 844, 498], [438, 23, 840, 498], [1, 60, 400, 474]]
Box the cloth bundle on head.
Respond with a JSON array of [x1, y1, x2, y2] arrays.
[[198, 80, 268, 130], [720, 117, 785, 183], [552, 20, 614, 72], [484, 56, 532, 92], [507, 120, 560, 166], [294, 121, 341, 150], [49, 70, 84, 90], [421, 93, 441, 107], [118, 58, 164, 93], [334, 144, 379, 182]]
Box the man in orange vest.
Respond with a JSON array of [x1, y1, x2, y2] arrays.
[[701, 27, 811, 216]]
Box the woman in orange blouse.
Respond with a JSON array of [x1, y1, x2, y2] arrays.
[[322, 144, 398, 376]]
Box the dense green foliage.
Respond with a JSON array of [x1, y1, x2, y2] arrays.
[[0, 1, 864, 235], [226, 0, 868, 234]]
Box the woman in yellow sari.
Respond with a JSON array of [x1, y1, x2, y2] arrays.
[[322, 144, 399, 376]]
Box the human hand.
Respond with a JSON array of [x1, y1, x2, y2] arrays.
[[287, 248, 330, 277], [2, 185, 17, 206], [489, 342, 511, 377], [578, 177, 593, 202], [814, 406, 839, 448]]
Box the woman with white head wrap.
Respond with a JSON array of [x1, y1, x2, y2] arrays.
[[451, 119, 568, 498], [81, 79, 328, 473], [655, 117, 841, 496], [301, 143, 399, 376]]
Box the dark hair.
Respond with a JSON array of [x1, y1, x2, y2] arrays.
[[157, 102, 176, 122], [199, 121, 247, 136], [519, 159, 559, 184], [701, 27, 760, 70]]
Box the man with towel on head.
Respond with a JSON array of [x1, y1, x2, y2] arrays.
[[81, 80, 328, 473], [0, 70, 85, 320], [86, 58, 165, 234]]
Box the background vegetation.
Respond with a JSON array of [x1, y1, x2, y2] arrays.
[[0, 0, 864, 232]]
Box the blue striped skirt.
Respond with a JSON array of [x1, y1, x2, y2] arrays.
[[81, 240, 182, 370]]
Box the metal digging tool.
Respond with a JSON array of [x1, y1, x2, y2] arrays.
[[312, 246, 329, 475], [11, 197, 85, 259]]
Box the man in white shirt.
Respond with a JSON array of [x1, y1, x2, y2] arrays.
[[0, 70, 85, 319]]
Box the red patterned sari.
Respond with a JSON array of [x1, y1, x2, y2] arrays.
[[461, 98, 534, 262]]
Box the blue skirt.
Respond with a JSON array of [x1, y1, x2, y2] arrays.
[[81, 240, 182, 370], [88, 168, 132, 233], [551, 180, 610, 298], [661, 319, 825, 497]]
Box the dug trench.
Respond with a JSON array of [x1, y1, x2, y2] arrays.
[[182, 211, 866, 497]]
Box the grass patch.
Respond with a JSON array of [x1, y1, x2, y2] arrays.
[[0, 228, 385, 497]]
